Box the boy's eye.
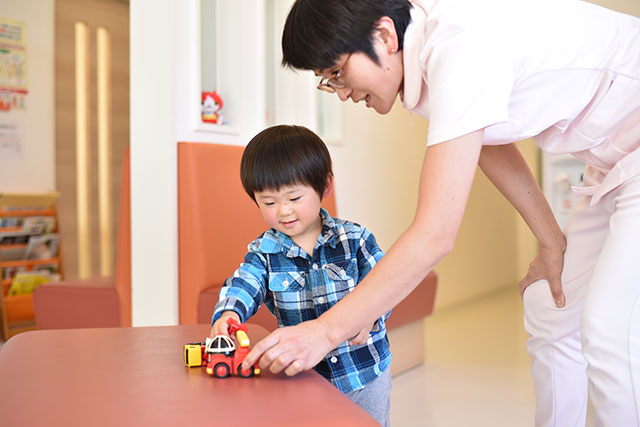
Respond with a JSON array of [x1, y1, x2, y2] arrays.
[[290, 196, 301, 202], [264, 202, 275, 206]]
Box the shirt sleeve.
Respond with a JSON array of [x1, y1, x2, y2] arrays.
[[425, 31, 514, 146], [211, 250, 268, 325], [356, 228, 391, 322]]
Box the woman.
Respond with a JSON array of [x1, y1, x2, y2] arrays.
[[243, 0, 640, 425]]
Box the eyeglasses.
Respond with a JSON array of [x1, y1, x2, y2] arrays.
[[316, 54, 352, 93]]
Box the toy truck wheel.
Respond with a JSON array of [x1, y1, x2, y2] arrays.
[[238, 365, 253, 378], [213, 362, 230, 378]]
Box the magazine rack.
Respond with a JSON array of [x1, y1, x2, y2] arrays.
[[0, 192, 63, 341]]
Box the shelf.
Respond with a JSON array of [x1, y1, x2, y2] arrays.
[[0, 192, 59, 209], [4, 293, 34, 323], [0, 227, 22, 233], [0, 209, 56, 218], [0, 256, 60, 269], [0, 244, 27, 250], [0, 192, 62, 341]]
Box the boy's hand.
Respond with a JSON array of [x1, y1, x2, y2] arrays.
[[348, 321, 376, 346], [209, 311, 241, 338]]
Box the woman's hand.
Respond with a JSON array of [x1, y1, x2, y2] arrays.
[[241, 319, 336, 376], [478, 143, 567, 308], [519, 237, 567, 307]]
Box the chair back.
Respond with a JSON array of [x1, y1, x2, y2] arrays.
[[177, 142, 337, 324]]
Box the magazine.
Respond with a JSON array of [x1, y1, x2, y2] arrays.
[[0, 230, 33, 245], [33, 262, 59, 275], [22, 216, 56, 234], [1, 265, 27, 280], [7, 271, 60, 296], [24, 234, 60, 260], [0, 217, 22, 228], [0, 245, 27, 261]]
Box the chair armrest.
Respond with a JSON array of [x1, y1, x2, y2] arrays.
[[385, 271, 437, 330]]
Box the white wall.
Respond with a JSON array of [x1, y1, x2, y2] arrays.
[[130, 0, 266, 326], [130, 0, 180, 326], [333, 98, 521, 310], [0, 0, 54, 192]]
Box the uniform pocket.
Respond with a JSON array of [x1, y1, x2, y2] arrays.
[[576, 74, 640, 147], [574, 73, 618, 143]]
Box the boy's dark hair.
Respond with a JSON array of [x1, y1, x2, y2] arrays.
[[241, 125, 333, 202], [282, 0, 413, 71]]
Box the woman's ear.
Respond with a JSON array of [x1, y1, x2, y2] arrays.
[[322, 174, 334, 199], [374, 16, 399, 55]]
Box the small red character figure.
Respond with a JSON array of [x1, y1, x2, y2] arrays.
[[184, 318, 260, 378], [201, 90, 224, 124]]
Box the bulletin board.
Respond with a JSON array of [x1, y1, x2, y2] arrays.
[[0, 17, 28, 113]]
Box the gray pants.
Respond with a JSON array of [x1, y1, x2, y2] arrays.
[[346, 367, 392, 426]]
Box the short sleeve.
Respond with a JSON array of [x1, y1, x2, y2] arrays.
[[425, 32, 514, 146]]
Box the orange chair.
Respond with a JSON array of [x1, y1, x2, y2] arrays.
[[177, 142, 337, 330], [33, 148, 131, 329]]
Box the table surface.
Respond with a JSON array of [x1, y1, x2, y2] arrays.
[[0, 324, 377, 427]]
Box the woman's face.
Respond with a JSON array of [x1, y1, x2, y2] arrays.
[[315, 38, 404, 115]]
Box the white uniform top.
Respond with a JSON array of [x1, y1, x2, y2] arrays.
[[402, 0, 640, 205]]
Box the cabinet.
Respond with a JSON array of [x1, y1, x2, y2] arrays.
[[0, 192, 63, 341]]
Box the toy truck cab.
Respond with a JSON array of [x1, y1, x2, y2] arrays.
[[206, 335, 235, 356]]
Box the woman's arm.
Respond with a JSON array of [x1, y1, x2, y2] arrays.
[[477, 144, 566, 305], [242, 130, 485, 375]]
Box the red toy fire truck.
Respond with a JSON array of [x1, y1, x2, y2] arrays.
[[183, 318, 261, 378]]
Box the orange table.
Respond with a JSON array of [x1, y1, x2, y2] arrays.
[[0, 324, 378, 426]]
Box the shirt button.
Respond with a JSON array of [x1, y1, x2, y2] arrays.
[[312, 263, 319, 270], [340, 269, 346, 277], [282, 280, 289, 287], [318, 296, 325, 303], [367, 337, 373, 345], [330, 356, 338, 363]]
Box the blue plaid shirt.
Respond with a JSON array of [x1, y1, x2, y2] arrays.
[[212, 208, 391, 393]]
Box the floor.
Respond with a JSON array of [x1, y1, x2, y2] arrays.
[[389, 287, 594, 427]]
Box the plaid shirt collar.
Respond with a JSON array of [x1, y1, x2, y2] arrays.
[[256, 208, 338, 258]]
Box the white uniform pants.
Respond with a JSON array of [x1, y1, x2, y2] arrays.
[[523, 174, 640, 427]]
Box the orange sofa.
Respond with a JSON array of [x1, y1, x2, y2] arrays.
[[33, 148, 132, 329], [178, 142, 437, 374]]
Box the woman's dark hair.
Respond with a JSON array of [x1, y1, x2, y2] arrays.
[[241, 125, 333, 202], [282, 0, 413, 71]]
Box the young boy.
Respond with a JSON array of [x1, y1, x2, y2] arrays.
[[209, 124, 392, 426]]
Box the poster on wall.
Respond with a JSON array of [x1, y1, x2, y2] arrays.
[[0, 118, 23, 156], [0, 17, 28, 113]]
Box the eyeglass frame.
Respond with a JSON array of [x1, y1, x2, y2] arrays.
[[316, 53, 352, 93]]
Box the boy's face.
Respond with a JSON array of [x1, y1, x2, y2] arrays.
[[254, 183, 323, 246]]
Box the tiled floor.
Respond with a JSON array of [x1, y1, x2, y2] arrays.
[[390, 287, 595, 427]]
